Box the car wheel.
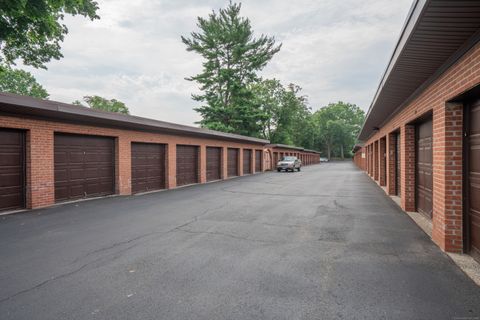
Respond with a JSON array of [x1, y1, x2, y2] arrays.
[[297, 167, 301, 171], [277, 169, 281, 172]]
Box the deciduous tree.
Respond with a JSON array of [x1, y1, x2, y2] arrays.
[[0, 0, 99, 69], [0, 67, 49, 98], [73, 95, 130, 115]]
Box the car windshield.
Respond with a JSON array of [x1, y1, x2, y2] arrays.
[[282, 156, 296, 161]]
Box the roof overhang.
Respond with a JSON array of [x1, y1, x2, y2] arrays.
[[0, 92, 269, 145], [352, 143, 364, 153], [358, 0, 480, 141], [267, 144, 321, 154]]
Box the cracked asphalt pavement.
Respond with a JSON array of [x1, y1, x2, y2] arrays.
[[1, 162, 479, 319]]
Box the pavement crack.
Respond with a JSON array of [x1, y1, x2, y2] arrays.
[[174, 228, 279, 244], [71, 233, 158, 264], [169, 202, 228, 232], [0, 242, 141, 305]]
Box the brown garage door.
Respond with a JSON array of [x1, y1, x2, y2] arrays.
[[255, 150, 262, 172], [416, 118, 433, 218], [396, 132, 401, 196], [131, 143, 166, 194], [176, 145, 199, 186], [243, 149, 252, 174], [227, 148, 238, 177], [468, 99, 480, 262], [206, 147, 221, 182], [54, 133, 115, 202], [0, 129, 25, 211]]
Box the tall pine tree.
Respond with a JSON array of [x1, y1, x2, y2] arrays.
[[182, 2, 281, 136]]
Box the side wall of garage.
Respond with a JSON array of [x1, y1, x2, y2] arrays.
[[359, 41, 480, 255], [0, 115, 268, 210]]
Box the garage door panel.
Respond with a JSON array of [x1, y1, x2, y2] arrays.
[[206, 147, 221, 182], [0, 152, 22, 166], [54, 133, 115, 202], [228, 148, 239, 177], [0, 172, 22, 187], [0, 129, 25, 211], [0, 193, 23, 210], [416, 118, 433, 218], [255, 150, 262, 172], [131, 143, 166, 194], [469, 101, 480, 262], [176, 145, 199, 186], [243, 149, 252, 174]]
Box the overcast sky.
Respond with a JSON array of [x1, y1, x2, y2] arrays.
[[25, 0, 412, 125]]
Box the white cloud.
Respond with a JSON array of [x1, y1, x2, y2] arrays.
[[25, 0, 412, 125]]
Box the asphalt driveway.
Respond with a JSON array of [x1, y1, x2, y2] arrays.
[[0, 162, 479, 319]]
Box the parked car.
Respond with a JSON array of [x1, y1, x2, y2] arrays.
[[320, 157, 329, 162], [277, 156, 301, 172]]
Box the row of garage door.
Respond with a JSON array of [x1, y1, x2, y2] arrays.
[[364, 101, 479, 263], [0, 132, 263, 210]]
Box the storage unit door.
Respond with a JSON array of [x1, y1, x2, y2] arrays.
[[468, 100, 480, 262], [396, 132, 401, 196], [131, 143, 166, 194], [243, 149, 252, 174], [176, 145, 199, 186], [0, 129, 25, 211], [206, 147, 221, 182], [416, 118, 433, 218], [227, 148, 239, 177], [255, 150, 262, 172], [54, 133, 115, 202]]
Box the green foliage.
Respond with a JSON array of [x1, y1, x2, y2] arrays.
[[313, 102, 365, 159], [252, 79, 315, 148], [74, 95, 130, 115], [0, 0, 99, 69], [0, 67, 49, 98], [183, 2, 363, 154], [182, 2, 281, 136]]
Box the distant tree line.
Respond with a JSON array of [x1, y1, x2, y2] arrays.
[[183, 2, 365, 158]]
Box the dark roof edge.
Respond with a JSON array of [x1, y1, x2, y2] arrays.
[[358, 0, 428, 140], [0, 92, 269, 144], [352, 143, 364, 153], [375, 28, 480, 130], [267, 144, 321, 154]]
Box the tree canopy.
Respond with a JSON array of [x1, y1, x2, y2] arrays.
[[0, 67, 49, 98], [0, 0, 99, 69], [313, 102, 365, 159], [182, 2, 281, 136], [182, 2, 364, 157], [73, 95, 130, 115]]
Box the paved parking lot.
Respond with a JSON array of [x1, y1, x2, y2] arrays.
[[0, 162, 479, 319]]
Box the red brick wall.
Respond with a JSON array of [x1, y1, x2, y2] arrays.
[[353, 149, 366, 170], [270, 147, 320, 166], [361, 41, 480, 253], [379, 137, 386, 186], [0, 115, 267, 209], [386, 133, 396, 195]]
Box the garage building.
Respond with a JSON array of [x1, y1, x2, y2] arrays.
[[0, 93, 321, 213], [354, 1, 480, 263]]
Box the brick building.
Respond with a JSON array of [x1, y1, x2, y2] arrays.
[[0, 92, 320, 213], [354, 1, 480, 263]]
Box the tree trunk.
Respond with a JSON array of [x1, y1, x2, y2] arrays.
[[340, 145, 344, 159], [327, 144, 331, 160]]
